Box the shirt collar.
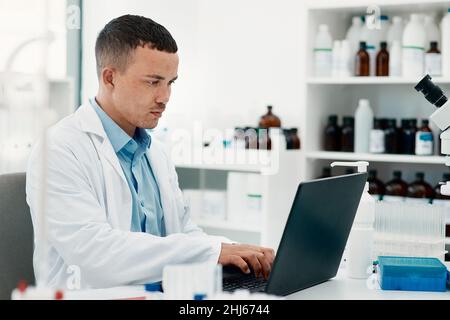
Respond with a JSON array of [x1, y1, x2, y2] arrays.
[[90, 97, 151, 153]]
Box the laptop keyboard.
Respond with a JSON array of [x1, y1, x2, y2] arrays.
[[223, 274, 268, 293]]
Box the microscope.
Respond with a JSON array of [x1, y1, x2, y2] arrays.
[[415, 75, 450, 195]]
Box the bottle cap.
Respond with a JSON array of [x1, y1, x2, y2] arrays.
[[380, 41, 387, 49], [393, 171, 402, 179], [319, 24, 328, 32], [416, 172, 425, 180], [145, 282, 163, 292], [194, 293, 207, 300], [393, 16, 402, 24], [359, 99, 370, 108], [359, 41, 367, 49], [380, 15, 389, 21]]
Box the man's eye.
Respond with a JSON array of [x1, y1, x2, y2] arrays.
[[169, 81, 176, 86], [148, 81, 159, 86]]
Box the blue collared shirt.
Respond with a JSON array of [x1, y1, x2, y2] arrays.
[[91, 98, 165, 236]]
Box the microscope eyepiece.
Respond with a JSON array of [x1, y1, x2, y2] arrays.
[[414, 74, 448, 108]]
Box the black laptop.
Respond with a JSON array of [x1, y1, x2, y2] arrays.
[[222, 173, 368, 296]]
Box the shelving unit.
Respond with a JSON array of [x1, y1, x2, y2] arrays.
[[304, 0, 450, 259], [175, 149, 303, 249], [303, 0, 450, 182]]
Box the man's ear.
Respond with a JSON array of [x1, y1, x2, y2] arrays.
[[101, 68, 116, 90]]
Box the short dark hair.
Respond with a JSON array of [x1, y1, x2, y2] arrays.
[[95, 15, 178, 78]]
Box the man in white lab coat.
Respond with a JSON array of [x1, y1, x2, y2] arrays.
[[26, 15, 274, 289]]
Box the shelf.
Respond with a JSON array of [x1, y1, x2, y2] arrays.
[[307, 77, 450, 85], [306, 151, 449, 165], [174, 149, 301, 173], [195, 218, 262, 233]]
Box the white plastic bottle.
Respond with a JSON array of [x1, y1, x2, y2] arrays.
[[314, 24, 333, 77], [402, 14, 426, 78], [330, 161, 375, 279], [332, 40, 342, 77], [442, 8, 450, 77], [340, 40, 352, 77], [354, 99, 374, 153], [387, 16, 403, 48], [389, 40, 402, 76], [424, 15, 441, 49], [346, 16, 363, 72]]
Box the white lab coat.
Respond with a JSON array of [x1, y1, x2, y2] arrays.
[[26, 102, 229, 289]]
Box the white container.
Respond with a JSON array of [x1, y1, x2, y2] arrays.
[[330, 161, 375, 279], [441, 8, 450, 77], [369, 127, 385, 153], [201, 190, 227, 221], [415, 129, 434, 156], [389, 40, 402, 76], [402, 14, 426, 78], [227, 172, 262, 224], [346, 16, 363, 71], [332, 40, 341, 77], [340, 40, 352, 77], [387, 16, 403, 48], [182, 189, 203, 220], [354, 99, 374, 153], [424, 15, 441, 50], [314, 24, 333, 77]]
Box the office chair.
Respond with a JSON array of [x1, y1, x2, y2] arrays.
[[0, 172, 35, 299]]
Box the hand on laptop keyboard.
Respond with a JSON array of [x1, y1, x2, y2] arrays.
[[218, 243, 275, 280]]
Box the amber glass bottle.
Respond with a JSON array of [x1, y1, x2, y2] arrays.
[[341, 116, 354, 152], [355, 41, 370, 76], [407, 172, 434, 199], [368, 170, 385, 198], [259, 106, 281, 128], [324, 115, 341, 151], [376, 41, 389, 76], [385, 171, 408, 197]]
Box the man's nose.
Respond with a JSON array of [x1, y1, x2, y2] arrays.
[[155, 85, 171, 105]]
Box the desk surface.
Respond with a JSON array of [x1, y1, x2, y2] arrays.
[[65, 265, 450, 300], [287, 270, 450, 300]]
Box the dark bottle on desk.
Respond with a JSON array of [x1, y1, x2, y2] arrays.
[[341, 117, 354, 152], [376, 41, 389, 76], [324, 115, 341, 151], [384, 119, 399, 154], [259, 106, 281, 128], [368, 170, 385, 199], [407, 172, 434, 200], [355, 41, 370, 76], [385, 171, 408, 197]]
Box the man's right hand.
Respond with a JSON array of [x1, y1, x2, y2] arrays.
[[218, 243, 275, 280]]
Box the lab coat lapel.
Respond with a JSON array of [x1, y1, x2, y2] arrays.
[[147, 144, 181, 234], [76, 103, 132, 230]]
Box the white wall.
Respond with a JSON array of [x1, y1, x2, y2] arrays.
[[82, 0, 306, 133]]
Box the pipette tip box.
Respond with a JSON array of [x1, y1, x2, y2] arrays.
[[378, 256, 448, 292]]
